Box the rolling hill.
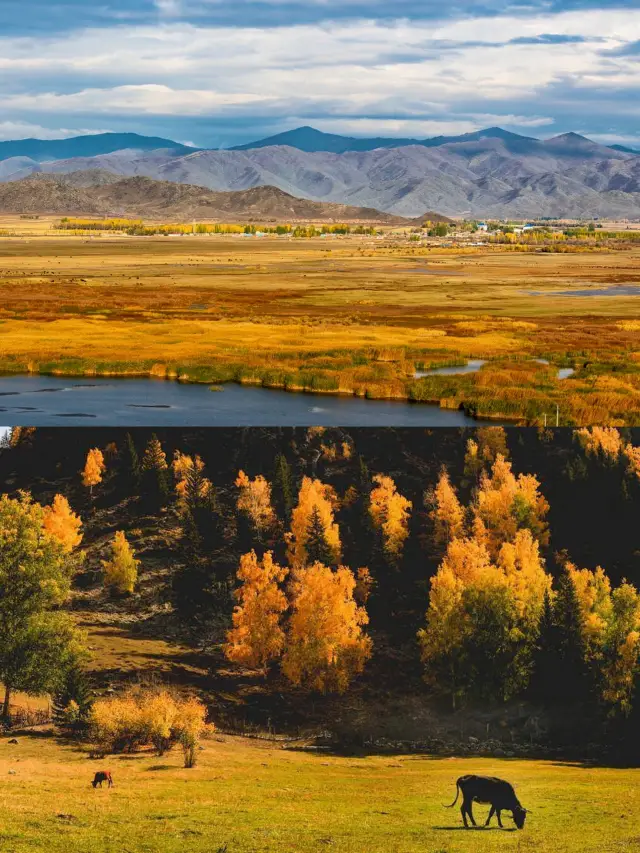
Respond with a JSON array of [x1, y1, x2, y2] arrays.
[[0, 173, 410, 222]]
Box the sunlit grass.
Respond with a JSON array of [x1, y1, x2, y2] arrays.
[[0, 733, 638, 853]]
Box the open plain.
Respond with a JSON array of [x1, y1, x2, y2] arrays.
[[1, 222, 640, 424]]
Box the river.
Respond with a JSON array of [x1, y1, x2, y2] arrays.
[[0, 375, 494, 427]]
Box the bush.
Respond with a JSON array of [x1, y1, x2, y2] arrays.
[[89, 688, 209, 767]]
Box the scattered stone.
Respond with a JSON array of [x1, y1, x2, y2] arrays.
[[7, 738, 18, 745], [8, 770, 17, 775], [57, 814, 76, 822]]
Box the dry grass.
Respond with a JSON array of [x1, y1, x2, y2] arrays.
[[1, 229, 640, 423]]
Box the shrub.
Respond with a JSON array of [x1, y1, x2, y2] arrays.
[[89, 688, 209, 767]]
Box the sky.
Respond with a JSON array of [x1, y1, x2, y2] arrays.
[[0, 0, 638, 149]]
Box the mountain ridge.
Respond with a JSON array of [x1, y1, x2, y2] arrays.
[[0, 172, 418, 222], [0, 132, 197, 163]]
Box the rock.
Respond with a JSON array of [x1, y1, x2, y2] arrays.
[[468, 736, 479, 744], [7, 738, 18, 745], [8, 770, 17, 775]]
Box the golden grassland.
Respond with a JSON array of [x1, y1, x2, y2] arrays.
[[1, 732, 639, 853], [1, 224, 640, 424]]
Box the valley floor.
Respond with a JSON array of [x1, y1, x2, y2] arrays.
[[1, 230, 640, 423], [1, 733, 638, 853]]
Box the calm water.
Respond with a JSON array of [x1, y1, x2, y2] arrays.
[[415, 360, 486, 378], [528, 284, 640, 297], [0, 375, 492, 426]]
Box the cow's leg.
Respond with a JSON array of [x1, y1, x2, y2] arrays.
[[485, 806, 495, 827], [461, 798, 471, 829], [467, 800, 477, 827], [497, 810, 504, 829]]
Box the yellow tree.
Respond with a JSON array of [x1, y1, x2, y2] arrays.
[[427, 469, 465, 551], [82, 448, 105, 496], [172, 452, 212, 513], [575, 426, 623, 462], [102, 531, 140, 595], [472, 455, 549, 559], [282, 563, 372, 693], [235, 471, 276, 535], [497, 529, 551, 629], [43, 495, 83, 553], [225, 551, 289, 671], [369, 474, 412, 564], [287, 477, 341, 568], [602, 582, 640, 715]]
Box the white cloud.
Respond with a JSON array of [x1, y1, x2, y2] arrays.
[[0, 9, 637, 136], [0, 121, 110, 140]]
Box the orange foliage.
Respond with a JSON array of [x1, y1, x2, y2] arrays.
[[82, 448, 105, 492], [428, 469, 465, 550], [42, 494, 83, 553], [235, 471, 276, 534], [282, 562, 372, 693], [287, 477, 341, 568], [472, 455, 549, 559], [369, 474, 412, 563], [225, 551, 288, 671]]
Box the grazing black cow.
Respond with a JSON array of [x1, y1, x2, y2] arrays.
[[446, 774, 528, 829], [92, 771, 114, 789]]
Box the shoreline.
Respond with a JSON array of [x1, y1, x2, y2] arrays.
[[0, 368, 521, 424]]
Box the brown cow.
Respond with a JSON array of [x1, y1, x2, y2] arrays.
[[92, 771, 114, 789]]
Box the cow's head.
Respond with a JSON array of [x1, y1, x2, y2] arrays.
[[513, 806, 527, 830]]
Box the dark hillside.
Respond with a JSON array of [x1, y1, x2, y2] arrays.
[[2, 427, 639, 757]]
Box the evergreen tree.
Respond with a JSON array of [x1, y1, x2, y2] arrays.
[[305, 506, 334, 567], [273, 454, 294, 521], [52, 663, 93, 734], [530, 589, 560, 703], [126, 433, 140, 486], [140, 435, 170, 507]]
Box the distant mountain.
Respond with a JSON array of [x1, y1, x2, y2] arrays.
[[611, 144, 640, 155], [0, 173, 409, 222], [232, 125, 542, 154], [0, 133, 196, 164], [2, 130, 639, 218]]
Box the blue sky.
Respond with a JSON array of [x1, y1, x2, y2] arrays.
[[0, 0, 638, 148]]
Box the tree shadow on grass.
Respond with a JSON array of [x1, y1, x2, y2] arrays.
[[146, 764, 174, 771]]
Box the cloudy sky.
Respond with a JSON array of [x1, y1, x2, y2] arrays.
[[0, 0, 638, 148]]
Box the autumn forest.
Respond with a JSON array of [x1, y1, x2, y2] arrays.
[[2, 426, 640, 768]]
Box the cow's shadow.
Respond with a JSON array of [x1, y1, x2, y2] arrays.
[[433, 826, 516, 832]]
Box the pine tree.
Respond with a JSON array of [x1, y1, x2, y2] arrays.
[[53, 663, 93, 734], [273, 454, 294, 520], [530, 589, 560, 703], [550, 567, 590, 703], [126, 433, 140, 485], [141, 435, 170, 505], [305, 506, 334, 566]]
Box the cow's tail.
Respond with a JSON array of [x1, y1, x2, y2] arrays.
[[445, 781, 461, 809]]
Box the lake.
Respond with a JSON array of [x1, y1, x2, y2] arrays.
[[0, 375, 493, 426]]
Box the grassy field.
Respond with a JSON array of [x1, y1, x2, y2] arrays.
[[1, 733, 638, 853], [1, 226, 640, 423]]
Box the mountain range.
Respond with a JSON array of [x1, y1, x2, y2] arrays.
[[1, 126, 639, 218]]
